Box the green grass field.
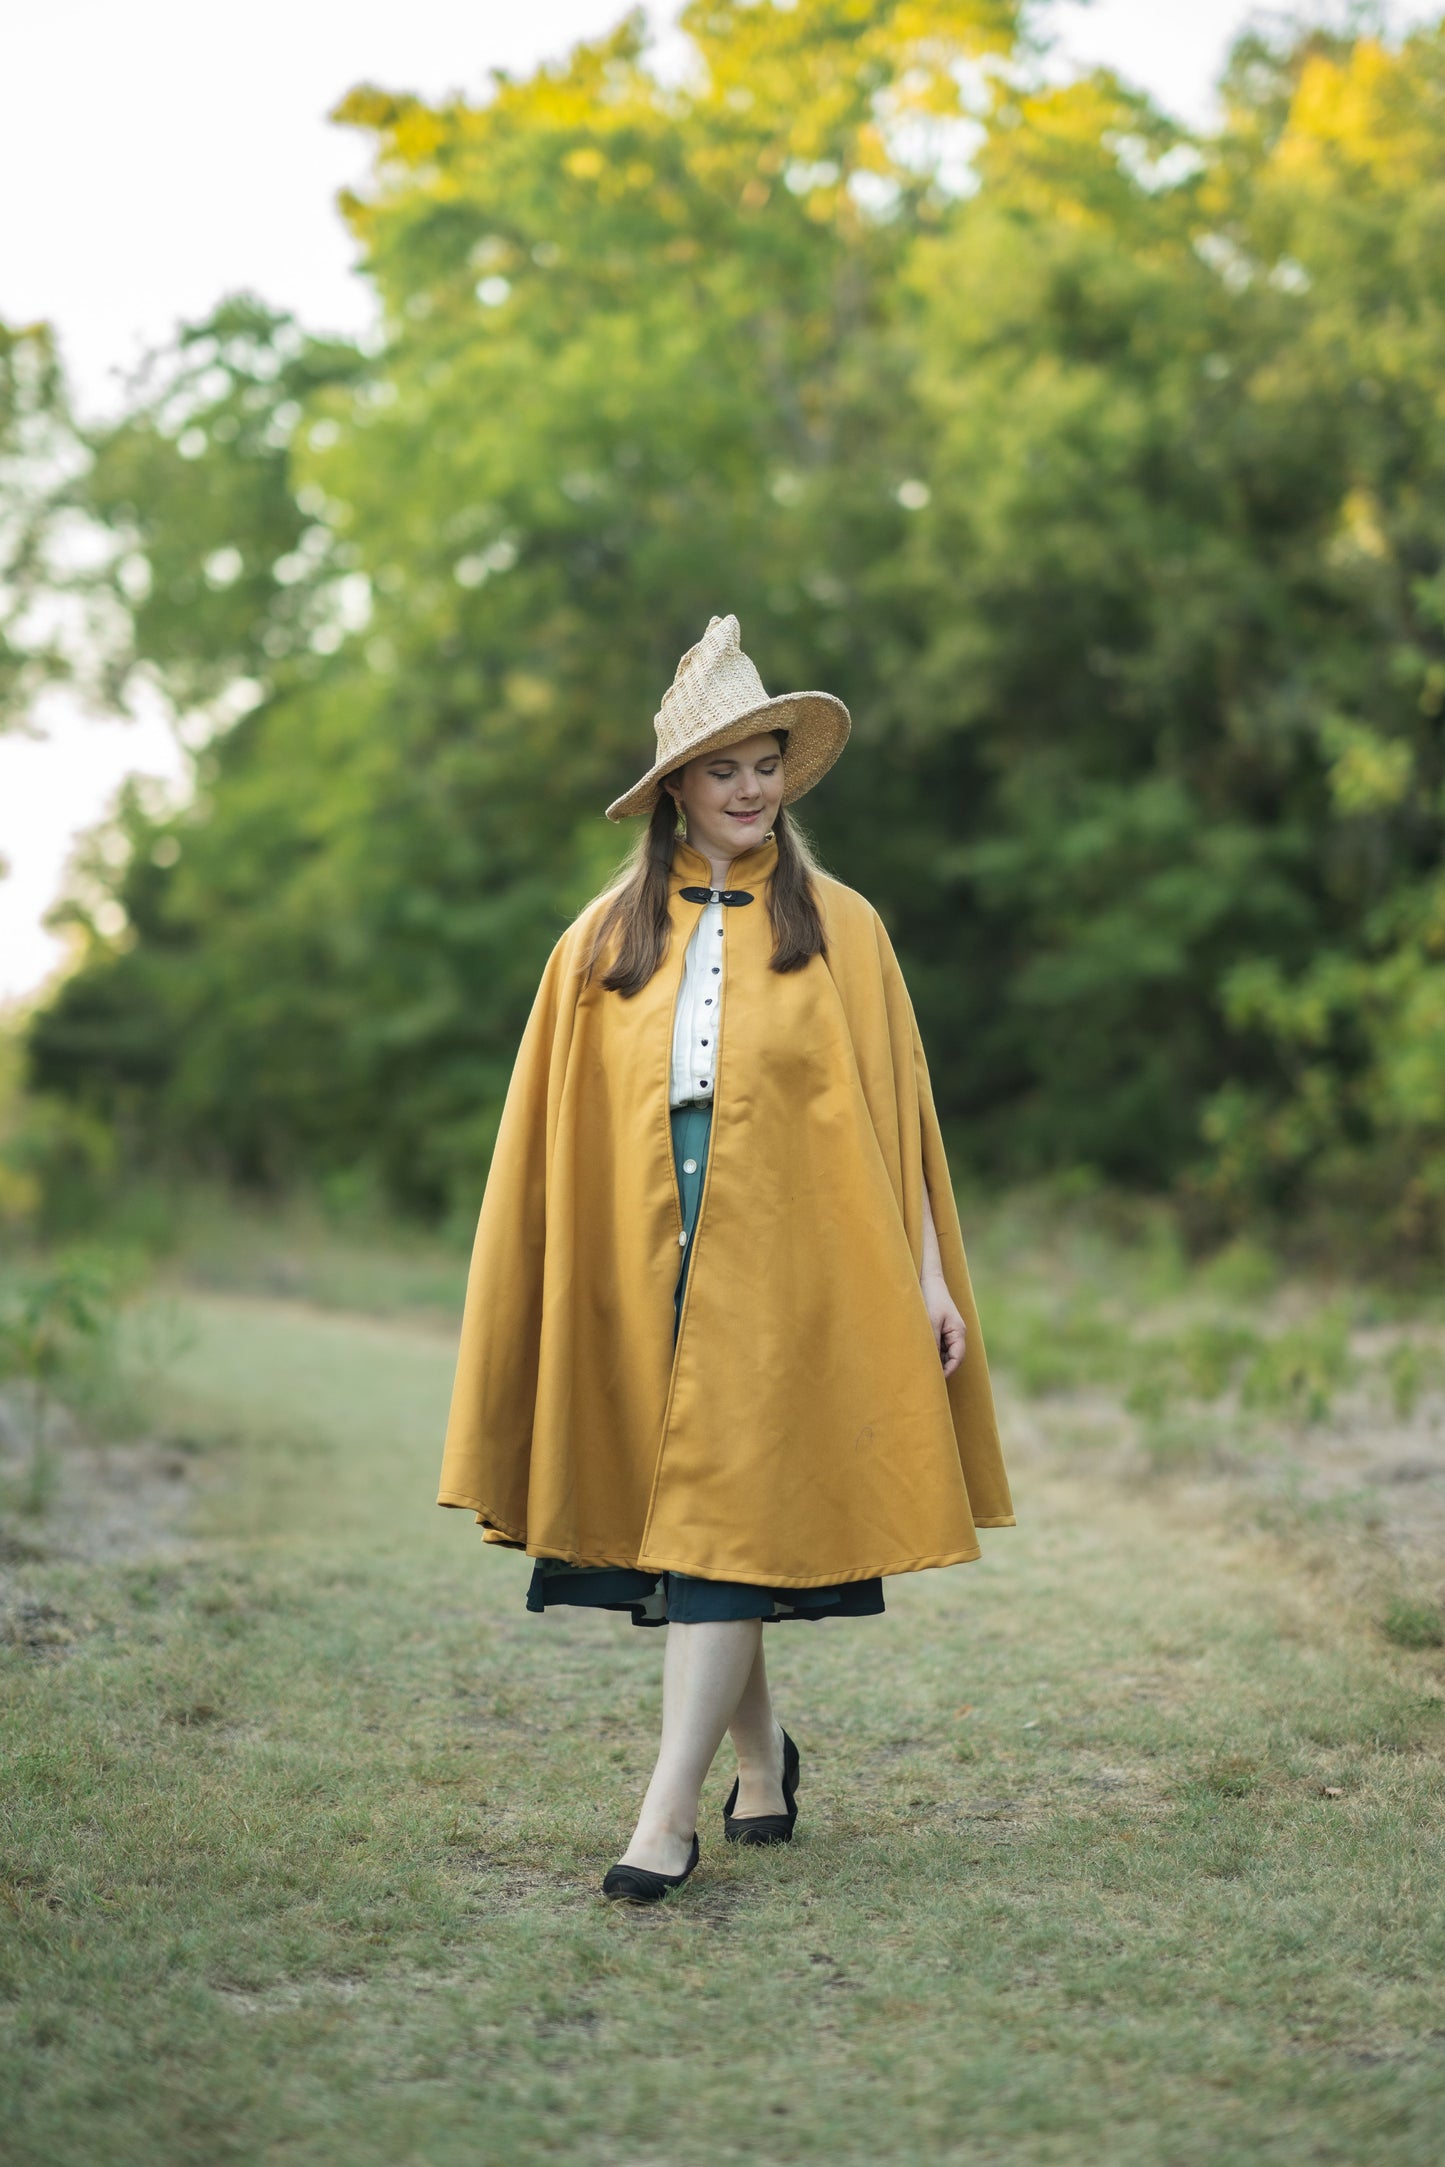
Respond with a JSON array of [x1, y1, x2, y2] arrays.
[[3, 1249, 1445, 2164]]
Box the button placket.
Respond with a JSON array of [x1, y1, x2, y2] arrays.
[[691, 898, 722, 1100]]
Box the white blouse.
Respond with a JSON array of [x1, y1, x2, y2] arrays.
[[669, 894, 727, 1107]]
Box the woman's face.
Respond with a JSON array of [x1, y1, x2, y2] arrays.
[[665, 732, 785, 863]]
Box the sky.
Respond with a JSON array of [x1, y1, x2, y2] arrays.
[[1, 0, 1438, 1008]]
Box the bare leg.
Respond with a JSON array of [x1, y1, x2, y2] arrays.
[[727, 1634, 787, 1817], [619, 1618, 762, 1876]]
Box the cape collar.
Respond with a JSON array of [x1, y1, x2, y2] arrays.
[[669, 833, 779, 897]]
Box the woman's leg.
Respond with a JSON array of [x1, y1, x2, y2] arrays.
[[619, 1618, 763, 1876], [726, 1633, 788, 1817]]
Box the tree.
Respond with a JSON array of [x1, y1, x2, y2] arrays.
[[19, 6, 1445, 1260]]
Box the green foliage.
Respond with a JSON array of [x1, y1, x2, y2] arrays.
[[1381, 1335, 1445, 1419], [1236, 1306, 1356, 1424], [0, 1254, 120, 1382], [0, 319, 75, 725], [0, 1092, 119, 1242], [11, 8, 1445, 1252], [0, 1251, 130, 1513]]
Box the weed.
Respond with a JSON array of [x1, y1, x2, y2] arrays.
[[1239, 1306, 1355, 1425], [1381, 1339, 1444, 1420], [0, 1251, 131, 1513], [1190, 1751, 1261, 1801], [1198, 1238, 1281, 1301]]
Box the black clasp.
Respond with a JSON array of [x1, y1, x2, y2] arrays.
[[679, 886, 755, 906]]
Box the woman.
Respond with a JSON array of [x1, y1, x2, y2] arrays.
[[437, 612, 1014, 1902]]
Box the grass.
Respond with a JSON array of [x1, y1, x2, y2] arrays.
[[2, 1239, 1445, 2162], [1382, 1599, 1445, 1653], [120, 1175, 474, 1328]]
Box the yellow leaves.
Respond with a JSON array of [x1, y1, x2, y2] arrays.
[[331, 86, 415, 134], [562, 146, 660, 204], [1274, 32, 1445, 191], [692, 0, 1014, 171], [1285, 40, 1393, 161], [334, 88, 450, 171]]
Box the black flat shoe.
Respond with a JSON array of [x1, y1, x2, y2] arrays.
[[723, 1728, 800, 1846], [601, 1832, 700, 1903]]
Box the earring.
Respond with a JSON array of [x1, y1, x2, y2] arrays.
[[675, 805, 687, 838]]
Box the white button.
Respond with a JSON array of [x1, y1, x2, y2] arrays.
[[678, 1230, 688, 1245], [683, 1157, 698, 1173]]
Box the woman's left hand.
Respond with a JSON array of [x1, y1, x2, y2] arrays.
[[921, 1273, 966, 1378]]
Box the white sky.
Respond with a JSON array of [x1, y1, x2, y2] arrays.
[[2, 0, 1439, 1009]]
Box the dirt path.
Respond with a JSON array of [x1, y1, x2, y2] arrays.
[[3, 1290, 1444, 2166]]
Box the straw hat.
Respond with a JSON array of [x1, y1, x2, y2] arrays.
[[605, 613, 850, 821]]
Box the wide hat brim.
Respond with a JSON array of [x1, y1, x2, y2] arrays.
[[604, 689, 850, 822]]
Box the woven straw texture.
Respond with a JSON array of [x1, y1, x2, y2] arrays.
[[605, 613, 850, 821]]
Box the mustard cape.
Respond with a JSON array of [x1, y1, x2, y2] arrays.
[[437, 833, 1014, 1583]]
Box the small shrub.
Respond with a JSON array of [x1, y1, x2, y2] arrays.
[[1240, 1307, 1354, 1424], [1123, 1363, 1177, 1422], [1381, 1339, 1443, 1421], [1198, 1237, 1280, 1301], [1177, 1321, 1263, 1400], [0, 1250, 133, 1514], [991, 1300, 1133, 1398]]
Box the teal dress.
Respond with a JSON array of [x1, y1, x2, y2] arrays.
[[525, 1100, 886, 1629]]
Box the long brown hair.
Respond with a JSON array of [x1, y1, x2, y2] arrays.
[[581, 740, 830, 996]]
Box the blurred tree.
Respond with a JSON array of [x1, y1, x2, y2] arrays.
[[1190, 24, 1445, 1252], [0, 320, 77, 733], [27, 0, 1029, 1217], [17, 6, 1445, 1258]]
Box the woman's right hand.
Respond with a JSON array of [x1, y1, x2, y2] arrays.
[[921, 1273, 966, 1379]]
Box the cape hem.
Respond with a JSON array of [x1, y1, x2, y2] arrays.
[[437, 1492, 994, 1582]]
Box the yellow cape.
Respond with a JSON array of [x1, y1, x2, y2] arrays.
[[438, 833, 1014, 1583]]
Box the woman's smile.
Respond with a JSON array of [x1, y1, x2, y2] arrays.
[[664, 730, 786, 879]]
